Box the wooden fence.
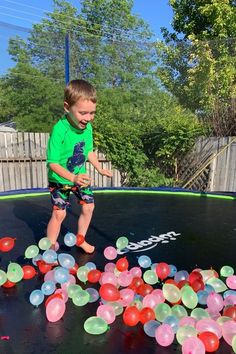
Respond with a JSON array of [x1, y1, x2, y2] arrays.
[[179, 136, 236, 192], [200, 137, 236, 192], [1, 132, 236, 193], [0, 132, 121, 192]]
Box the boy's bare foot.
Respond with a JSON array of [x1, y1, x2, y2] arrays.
[[79, 241, 95, 254]]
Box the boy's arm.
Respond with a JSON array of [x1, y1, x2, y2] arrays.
[[88, 151, 113, 177], [49, 163, 91, 187]]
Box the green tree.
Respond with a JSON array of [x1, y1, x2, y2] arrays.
[[0, 62, 63, 131], [157, 0, 236, 135]]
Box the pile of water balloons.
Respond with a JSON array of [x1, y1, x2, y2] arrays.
[[1, 234, 236, 353]]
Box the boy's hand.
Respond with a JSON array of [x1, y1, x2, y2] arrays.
[[100, 169, 113, 178], [74, 174, 91, 187]]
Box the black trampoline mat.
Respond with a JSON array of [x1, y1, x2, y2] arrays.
[[0, 191, 235, 354]]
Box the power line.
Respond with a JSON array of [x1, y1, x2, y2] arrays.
[[1, 0, 50, 13], [0, 20, 31, 33], [1, 0, 144, 38], [0, 10, 144, 43], [0, 70, 64, 82], [0, 12, 38, 25], [0, 5, 48, 20], [0, 16, 156, 46]]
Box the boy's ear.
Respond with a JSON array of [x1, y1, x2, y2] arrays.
[[64, 101, 70, 113]]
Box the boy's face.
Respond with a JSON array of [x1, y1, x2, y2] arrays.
[[64, 98, 96, 130]]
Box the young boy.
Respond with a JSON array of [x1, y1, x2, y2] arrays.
[[46, 79, 112, 253]]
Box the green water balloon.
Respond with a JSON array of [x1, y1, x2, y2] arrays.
[[182, 287, 198, 309], [143, 270, 159, 285], [171, 305, 188, 320], [76, 266, 89, 283], [7, 262, 24, 282], [155, 303, 171, 322], [176, 325, 197, 345], [72, 290, 90, 306], [38, 237, 51, 251], [190, 308, 210, 321], [206, 277, 227, 293], [220, 265, 234, 277], [163, 283, 181, 303], [67, 284, 82, 299], [232, 334, 236, 353], [84, 316, 108, 335], [25, 245, 39, 259], [116, 236, 129, 250], [0, 270, 7, 285]]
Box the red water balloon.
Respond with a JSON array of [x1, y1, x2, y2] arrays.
[[123, 306, 140, 326], [22, 265, 37, 280], [2, 279, 16, 288], [0, 237, 16, 252], [99, 283, 120, 301], [177, 280, 190, 289], [198, 331, 220, 352], [223, 306, 236, 320], [87, 269, 101, 283], [156, 262, 170, 280], [116, 257, 129, 272], [191, 279, 204, 292], [189, 271, 203, 285], [37, 260, 52, 274], [45, 293, 63, 307], [139, 307, 155, 324], [129, 277, 144, 292], [136, 284, 153, 297]]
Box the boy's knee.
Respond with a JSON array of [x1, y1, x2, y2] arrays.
[[53, 209, 66, 222], [82, 203, 95, 214]]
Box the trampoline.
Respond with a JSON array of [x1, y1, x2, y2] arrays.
[[0, 187, 235, 354]]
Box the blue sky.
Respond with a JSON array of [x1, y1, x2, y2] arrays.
[[0, 0, 173, 74]]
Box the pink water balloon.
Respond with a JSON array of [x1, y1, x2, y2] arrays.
[[118, 271, 133, 287], [206, 292, 224, 312], [96, 304, 116, 324], [46, 298, 66, 322], [182, 336, 205, 354], [151, 289, 165, 303], [100, 271, 118, 286], [130, 267, 142, 278], [103, 246, 117, 260], [226, 275, 236, 290], [155, 323, 174, 347], [119, 288, 135, 307], [179, 316, 197, 328], [222, 320, 236, 345], [104, 262, 116, 273], [196, 318, 222, 339]]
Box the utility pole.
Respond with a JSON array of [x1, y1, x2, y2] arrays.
[[65, 33, 70, 84]]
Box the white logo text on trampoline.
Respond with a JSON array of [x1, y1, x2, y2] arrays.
[[117, 231, 181, 254]]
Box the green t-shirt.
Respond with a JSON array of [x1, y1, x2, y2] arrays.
[[46, 116, 93, 185]]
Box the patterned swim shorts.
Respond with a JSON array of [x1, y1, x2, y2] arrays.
[[48, 182, 94, 210]]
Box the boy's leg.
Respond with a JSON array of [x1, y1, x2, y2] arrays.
[[47, 182, 70, 248], [77, 203, 95, 253], [47, 209, 66, 246]]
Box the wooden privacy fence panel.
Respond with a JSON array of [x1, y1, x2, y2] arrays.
[[180, 136, 236, 192], [0, 132, 121, 192], [207, 137, 236, 192]]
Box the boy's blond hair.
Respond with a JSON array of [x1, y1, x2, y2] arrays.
[[64, 79, 97, 107]]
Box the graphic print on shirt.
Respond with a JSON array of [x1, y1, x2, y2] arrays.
[[67, 141, 85, 172]]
